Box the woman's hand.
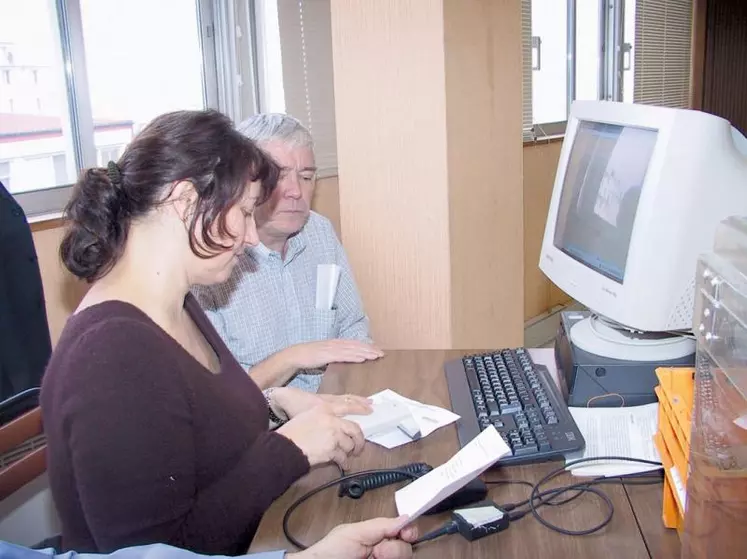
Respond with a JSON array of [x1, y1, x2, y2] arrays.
[[276, 404, 366, 468], [287, 516, 417, 559], [271, 386, 372, 419]]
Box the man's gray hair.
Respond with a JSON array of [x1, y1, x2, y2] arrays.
[[236, 113, 314, 149]]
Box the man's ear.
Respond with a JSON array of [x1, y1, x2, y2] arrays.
[[168, 180, 198, 223]]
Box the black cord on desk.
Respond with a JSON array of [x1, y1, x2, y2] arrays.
[[411, 521, 459, 545], [282, 467, 421, 550], [282, 457, 664, 549], [414, 457, 664, 544], [510, 456, 663, 536]]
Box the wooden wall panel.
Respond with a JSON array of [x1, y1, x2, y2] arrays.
[[30, 225, 88, 346], [523, 141, 570, 319], [331, 0, 453, 349], [444, 0, 524, 348], [312, 176, 341, 239], [332, 0, 524, 349], [703, 0, 747, 135]]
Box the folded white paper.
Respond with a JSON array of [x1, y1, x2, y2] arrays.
[[394, 426, 511, 520], [364, 389, 460, 449], [343, 400, 414, 438], [315, 264, 341, 310]]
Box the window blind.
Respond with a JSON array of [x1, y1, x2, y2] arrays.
[[276, 0, 338, 175], [522, 0, 534, 140], [634, 0, 693, 108]]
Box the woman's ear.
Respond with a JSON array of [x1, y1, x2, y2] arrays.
[[168, 180, 198, 223]]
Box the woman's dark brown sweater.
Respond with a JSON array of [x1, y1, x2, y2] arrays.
[[40, 294, 309, 555]]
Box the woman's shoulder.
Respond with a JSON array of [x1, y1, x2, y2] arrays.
[[47, 301, 175, 386], [60, 299, 163, 347]]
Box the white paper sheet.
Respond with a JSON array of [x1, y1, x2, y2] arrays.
[[363, 389, 460, 449], [343, 400, 414, 438], [565, 403, 662, 477], [315, 264, 341, 310], [394, 426, 511, 520]]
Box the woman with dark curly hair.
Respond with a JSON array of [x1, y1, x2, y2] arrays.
[[39, 110, 410, 558]]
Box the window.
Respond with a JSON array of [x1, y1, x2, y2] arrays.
[[255, 0, 338, 176], [523, 0, 693, 141], [632, 0, 693, 107], [96, 146, 122, 167], [1, 0, 217, 218], [0, 161, 10, 189], [2, 0, 337, 217], [531, 0, 568, 126], [80, 0, 206, 149], [52, 153, 67, 185]]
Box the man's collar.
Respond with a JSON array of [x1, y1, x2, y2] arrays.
[[250, 230, 307, 263]]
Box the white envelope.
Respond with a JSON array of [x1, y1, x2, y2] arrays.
[[316, 264, 341, 310]]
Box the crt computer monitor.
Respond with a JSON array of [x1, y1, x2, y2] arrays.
[[539, 101, 747, 358]]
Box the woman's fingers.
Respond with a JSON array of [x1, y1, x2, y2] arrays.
[[338, 419, 366, 455]]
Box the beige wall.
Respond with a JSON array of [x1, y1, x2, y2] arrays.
[[332, 0, 525, 350], [31, 221, 88, 346], [523, 141, 572, 319]]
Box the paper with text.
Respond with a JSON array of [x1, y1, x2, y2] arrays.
[[565, 403, 662, 477], [315, 264, 341, 310], [394, 426, 510, 520]]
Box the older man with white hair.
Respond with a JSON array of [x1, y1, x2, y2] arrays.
[[195, 114, 382, 392]]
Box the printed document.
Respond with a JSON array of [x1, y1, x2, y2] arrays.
[[565, 403, 662, 477]]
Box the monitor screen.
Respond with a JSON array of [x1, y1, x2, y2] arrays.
[[553, 120, 658, 283]]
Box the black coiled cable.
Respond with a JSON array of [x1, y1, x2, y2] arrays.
[[338, 462, 432, 499]]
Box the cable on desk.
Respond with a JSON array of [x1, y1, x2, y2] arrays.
[[411, 521, 459, 546], [283, 457, 664, 549], [485, 479, 535, 490], [498, 456, 663, 536], [282, 467, 422, 550]]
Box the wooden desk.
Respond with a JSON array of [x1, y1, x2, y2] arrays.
[[250, 350, 681, 558]]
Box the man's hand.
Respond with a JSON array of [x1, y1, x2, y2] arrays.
[[281, 340, 384, 371], [287, 516, 417, 559], [271, 386, 372, 419], [249, 340, 384, 390]]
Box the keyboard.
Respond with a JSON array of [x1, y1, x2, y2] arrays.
[[445, 348, 585, 465]]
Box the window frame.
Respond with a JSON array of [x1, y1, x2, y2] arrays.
[[526, 0, 631, 144], [10, 0, 221, 221]]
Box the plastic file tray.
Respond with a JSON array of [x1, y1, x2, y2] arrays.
[[654, 431, 686, 533], [654, 367, 695, 535], [655, 367, 694, 449]]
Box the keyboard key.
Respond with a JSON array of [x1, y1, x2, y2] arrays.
[[486, 400, 500, 417], [513, 444, 537, 456], [500, 402, 522, 415]]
